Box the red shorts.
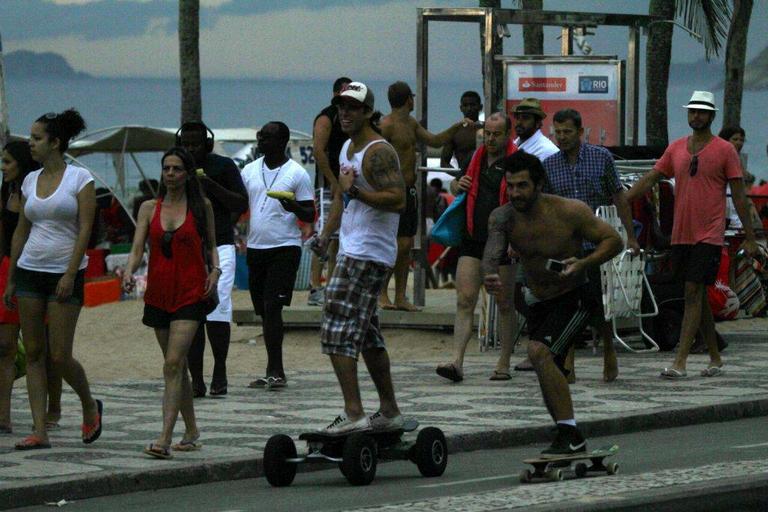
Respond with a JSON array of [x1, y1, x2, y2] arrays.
[[0, 257, 20, 325]]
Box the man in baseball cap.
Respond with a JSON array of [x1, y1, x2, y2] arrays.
[[332, 81, 375, 111]]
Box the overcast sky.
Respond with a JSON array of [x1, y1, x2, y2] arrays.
[[1, 0, 766, 81]]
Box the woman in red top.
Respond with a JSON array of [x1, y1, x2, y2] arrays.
[[123, 147, 219, 459]]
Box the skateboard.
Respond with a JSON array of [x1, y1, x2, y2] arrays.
[[263, 419, 448, 487], [520, 444, 619, 483]]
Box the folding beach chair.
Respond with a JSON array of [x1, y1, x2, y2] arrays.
[[478, 288, 526, 353], [597, 205, 660, 352]]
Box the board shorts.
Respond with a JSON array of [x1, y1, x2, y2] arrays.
[[247, 246, 302, 315], [457, 238, 512, 265], [670, 243, 721, 285], [525, 285, 597, 374], [397, 186, 418, 238], [320, 255, 391, 359], [206, 244, 236, 323]]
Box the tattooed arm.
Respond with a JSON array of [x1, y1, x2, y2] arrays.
[[481, 204, 513, 295], [345, 142, 405, 212]]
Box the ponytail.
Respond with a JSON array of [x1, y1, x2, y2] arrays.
[[36, 108, 87, 152]]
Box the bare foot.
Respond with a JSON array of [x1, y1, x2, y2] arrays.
[[603, 353, 619, 383], [378, 296, 395, 310], [394, 300, 421, 312]]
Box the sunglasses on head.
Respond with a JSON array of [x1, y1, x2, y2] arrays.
[[161, 231, 174, 259], [43, 112, 58, 120], [689, 155, 699, 177]]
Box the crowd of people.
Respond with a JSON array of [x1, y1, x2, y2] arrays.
[[0, 84, 765, 460]]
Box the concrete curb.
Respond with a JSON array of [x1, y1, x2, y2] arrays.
[[5, 396, 768, 510], [525, 474, 768, 512]]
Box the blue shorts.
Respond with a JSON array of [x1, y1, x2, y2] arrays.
[[14, 267, 85, 306]]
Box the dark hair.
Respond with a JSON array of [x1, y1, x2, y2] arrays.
[[553, 109, 582, 129], [369, 110, 383, 135], [2, 140, 39, 204], [718, 126, 745, 141], [388, 81, 413, 108], [159, 147, 208, 244], [429, 178, 443, 188], [265, 121, 291, 144], [35, 108, 86, 152], [333, 76, 352, 94], [487, 111, 512, 132], [501, 150, 547, 187], [461, 91, 482, 103], [139, 178, 159, 196]]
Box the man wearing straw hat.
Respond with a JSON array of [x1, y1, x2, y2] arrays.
[[627, 90, 758, 379]]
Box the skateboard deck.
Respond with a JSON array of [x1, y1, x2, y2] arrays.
[[299, 418, 419, 443], [521, 444, 619, 482]]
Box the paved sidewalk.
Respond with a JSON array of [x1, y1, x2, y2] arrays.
[[1, 332, 767, 510]]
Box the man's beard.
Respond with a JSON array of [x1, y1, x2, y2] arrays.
[[511, 194, 536, 212], [689, 117, 713, 131]]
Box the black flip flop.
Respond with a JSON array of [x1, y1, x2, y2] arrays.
[[436, 364, 463, 382], [83, 399, 103, 444]]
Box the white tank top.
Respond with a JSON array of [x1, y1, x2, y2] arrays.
[[338, 139, 400, 268]]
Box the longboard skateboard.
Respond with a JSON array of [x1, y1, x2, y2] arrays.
[[520, 444, 619, 483], [264, 418, 448, 486]]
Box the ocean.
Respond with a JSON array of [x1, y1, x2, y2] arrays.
[[4, 76, 767, 190]]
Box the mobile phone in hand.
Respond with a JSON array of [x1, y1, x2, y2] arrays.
[[545, 259, 566, 273]]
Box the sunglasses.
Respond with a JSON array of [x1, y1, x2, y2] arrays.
[[689, 155, 699, 177], [43, 112, 58, 120], [161, 231, 174, 259]]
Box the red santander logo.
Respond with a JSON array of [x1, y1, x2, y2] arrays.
[[518, 78, 566, 92]]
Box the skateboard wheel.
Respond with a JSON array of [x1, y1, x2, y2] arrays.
[[519, 469, 533, 483], [606, 462, 619, 475], [574, 463, 588, 478], [414, 427, 448, 477], [341, 433, 377, 486], [545, 469, 563, 481], [263, 434, 297, 487]]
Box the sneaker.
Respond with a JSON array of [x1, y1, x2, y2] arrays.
[[307, 287, 325, 306], [541, 424, 586, 457], [368, 411, 404, 432], [319, 413, 371, 435]]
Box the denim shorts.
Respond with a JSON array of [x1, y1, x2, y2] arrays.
[[14, 267, 85, 306]]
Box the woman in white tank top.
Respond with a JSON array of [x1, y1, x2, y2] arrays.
[[3, 109, 102, 450]]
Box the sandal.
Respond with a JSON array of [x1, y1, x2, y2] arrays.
[[660, 368, 687, 379], [265, 376, 287, 390], [82, 399, 103, 444], [248, 377, 269, 388], [700, 365, 724, 377], [143, 443, 173, 459], [172, 437, 203, 452], [15, 434, 51, 450], [436, 363, 464, 383], [490, 370, 512, 381]]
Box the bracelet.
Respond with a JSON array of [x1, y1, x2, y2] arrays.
[[211, 266, 222, 275]]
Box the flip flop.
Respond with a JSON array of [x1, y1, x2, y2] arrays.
[[143, 443, 173, 459], [660, 368, 687, 379], [265, 376, 287, 390], [436, 363, 463, 383], [700, 366, 724, 377], [248, 377, 269, 388], [82, 399, 103, 444], [490, 370, 512, 381], [15, 434, 51, 450], [172, 438, 202, 451]]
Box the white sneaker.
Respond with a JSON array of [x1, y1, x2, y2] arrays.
[[307, 287, 325, 306], [368, 411, 405, 431], [320, 413, 371, 435]]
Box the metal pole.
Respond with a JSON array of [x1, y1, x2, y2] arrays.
[[626, 25, 640, 146], [560, 26, 574, 55], [413, 10, 429, 307], [483, 8, 495, 117], [0, 33, 8, 149]]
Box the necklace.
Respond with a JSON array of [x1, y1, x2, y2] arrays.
[[260, 160, 285, 212]]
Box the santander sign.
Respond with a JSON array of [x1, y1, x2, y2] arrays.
[[518, 77, 567, 92]]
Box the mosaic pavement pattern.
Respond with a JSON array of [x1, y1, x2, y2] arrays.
[[1, 339, 767, 493], [344, 459, 768, 511]]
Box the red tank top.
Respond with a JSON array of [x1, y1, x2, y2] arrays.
[[143, 199, 207, 312]]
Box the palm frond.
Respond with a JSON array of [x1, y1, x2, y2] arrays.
[[675, 0, 732, 59]]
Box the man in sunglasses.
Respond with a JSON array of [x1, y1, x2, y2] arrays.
[[627, 90, 758, 379], [516, 108, 637, 383], [178, 121, 248, 398]]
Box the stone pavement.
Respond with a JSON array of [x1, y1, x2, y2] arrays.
[[1, 331, 767, 510]]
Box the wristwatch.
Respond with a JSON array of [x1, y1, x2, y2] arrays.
[[348, 184, 360, 199]]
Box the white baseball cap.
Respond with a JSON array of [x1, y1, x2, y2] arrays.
[[332, 81, 374, 110]]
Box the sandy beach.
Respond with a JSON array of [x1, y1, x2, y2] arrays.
[[69, 289, 456, 383], [60, 287, 767, 384]]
